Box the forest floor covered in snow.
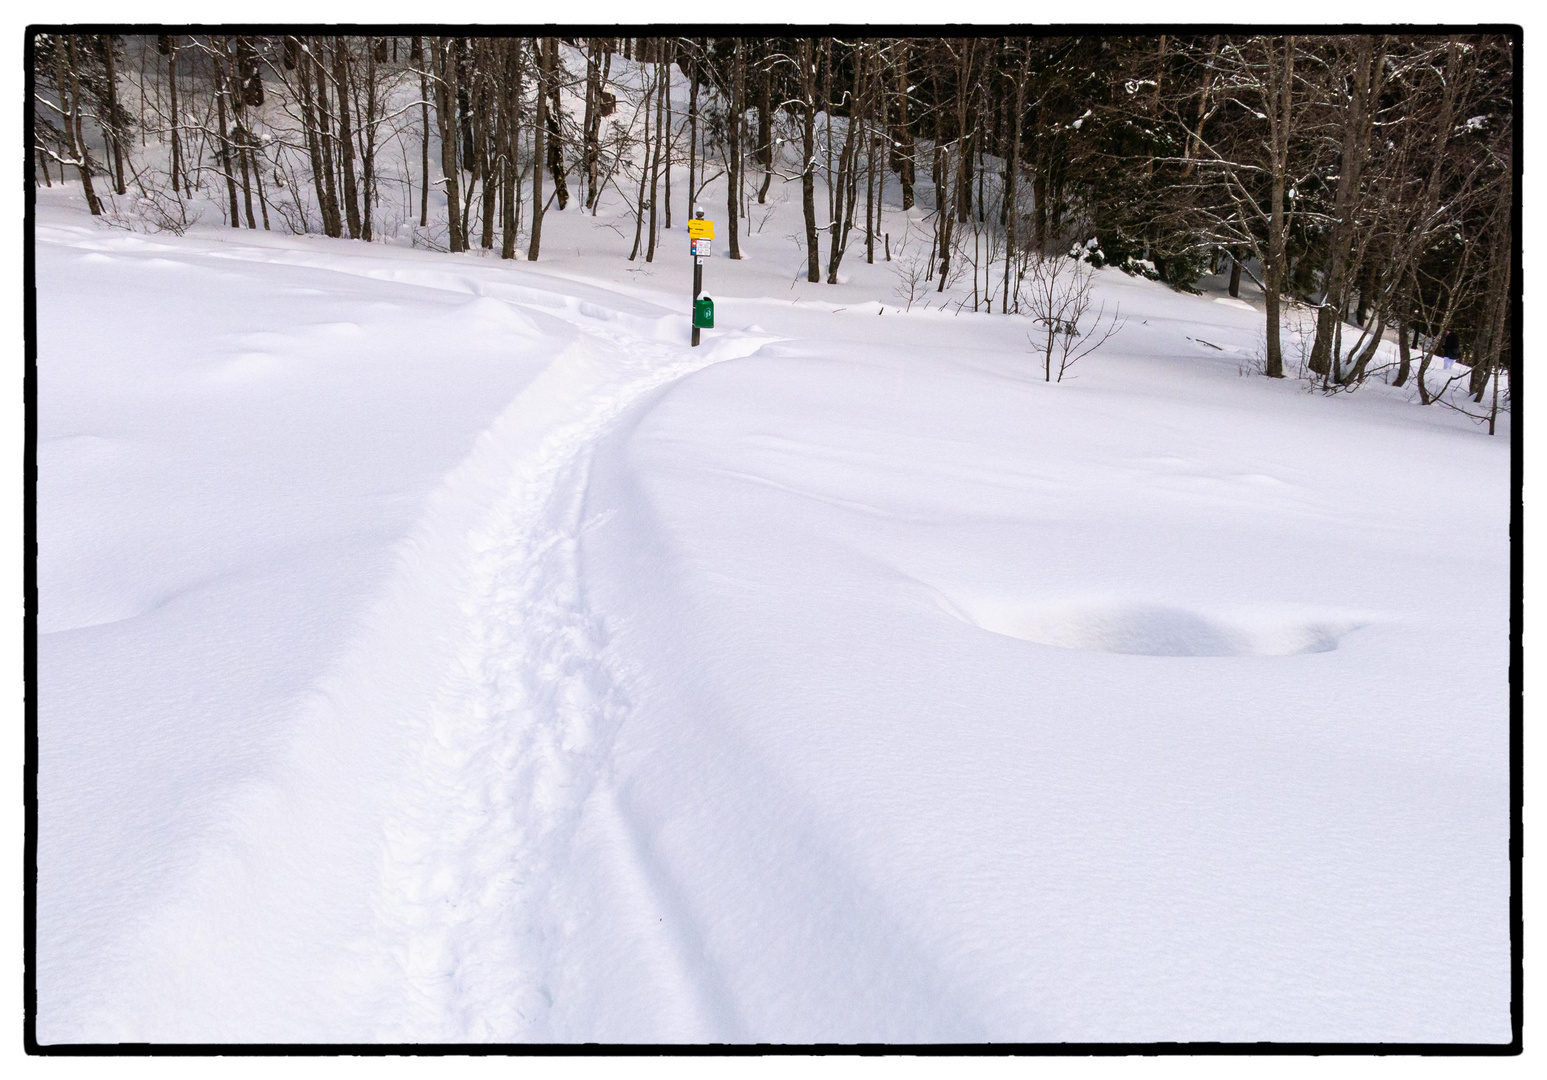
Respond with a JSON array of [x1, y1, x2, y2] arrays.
[[33, 151, 1512, 1044]]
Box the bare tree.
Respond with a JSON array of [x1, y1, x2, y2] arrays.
[[1021, 250, 1125, 382]]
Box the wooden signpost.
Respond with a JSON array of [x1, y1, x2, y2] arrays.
[[689, 209, 715, 347]]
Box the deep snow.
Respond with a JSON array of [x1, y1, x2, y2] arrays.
[[33, 78, 1511, 1042]]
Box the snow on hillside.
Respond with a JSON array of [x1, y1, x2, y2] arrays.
[[33, 63, 1511, 1044]]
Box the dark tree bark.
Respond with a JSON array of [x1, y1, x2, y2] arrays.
[[100, 35, 127, 195], [799, 39, 820, 282], [583, 39, 600, 207], [725, 39, 744, 260], [501, 37, 522, 259], [433, 36, 465, 252], [295, 38, 336, 236], [528, 36, 548, 259], [894, 41, 914, 210], [757, 54, 774, 203], [629, 57, 652, 262], [545, 37, 569, 210], [55, 37, 103, 215], [1261, 36, 1295, 379], [1392, 317, 1412, 387], [646, 57, 665, 262], [212, 42, 242, 228], [334, 38, 363, 239], [311, 37, 342, 237], [166, 37, 183, 195], [415, 36, 429, 228]]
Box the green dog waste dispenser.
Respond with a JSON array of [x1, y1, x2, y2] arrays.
[[693, 296, 715, 329]]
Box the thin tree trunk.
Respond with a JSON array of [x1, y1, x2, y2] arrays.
[[167, 39, 183, 195], [663, 57, 673, 231], [415, 36, 429, 227], [56, 37, 103, 215], [545, 37, 569, 210], [251, 145, 271, 229], [504, 37, 522, 258], [687, 45, 698, 212], [361, 35, 378, 242], [1004, 43, 1028, 312], [646, 58, 665, 262], [212, 44, 242, 227], [583, 40, 599, 207], [629, 58, 652, 261], [528, 36, 547, 259], [895, 41, 913, 209], [726, 39, 743, 259], [433, 36, 465, 252], [312, 37, 342, 237], [1261, 36, 1294, 379], [799, 38, 820, 282], [757, 57, 774, 203], [334, 39, 363, 239], [1392, 317, 1412, 387], [101, 36, 127, 195], [295, 39, 333, 235]]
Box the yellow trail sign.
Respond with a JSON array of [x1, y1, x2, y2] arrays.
[[688, 218, 715, 240]]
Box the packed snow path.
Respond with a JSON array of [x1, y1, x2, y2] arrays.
[[38, 208, 770, 1040], [37, 189, 1510, 1044]]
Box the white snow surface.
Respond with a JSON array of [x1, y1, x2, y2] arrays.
[[35, 161, 1510, 1043]]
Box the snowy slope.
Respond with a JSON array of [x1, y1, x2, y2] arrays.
[[34, 90, 1511, 1044]]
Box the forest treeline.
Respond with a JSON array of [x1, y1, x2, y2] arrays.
[[32, 32, 1514, 405]]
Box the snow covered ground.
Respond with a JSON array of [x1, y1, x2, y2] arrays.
[[33, 110, 1511, 1044]]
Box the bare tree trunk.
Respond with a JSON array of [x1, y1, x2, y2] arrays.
[[894, 41, 914, 209], [687, 44, 698, 212], [663, 56, 673, 232], [360, 35, 378, 242], [334, 39, 363, 239], [1308, 37, 1383, 378], [799, 39, 820, 282], [100, 35, 127, 195], [167, 38, 183, 195], [56, 37, 103, 215], [582, 40, 599, 207], [1003, 42, 1028, 312], [504, 37, 522, 258], [1392, 317, 1412, 387], [528, 36, 548, 259], [312, 37, 342, 237], [1261, 36, 1294, 379], [295, 39, 333, 235], [936, 143, 955, 291], [212, 43, 242, 227], [433, 36, 465, 252], [545, 37, 569, 211], [646, 57, 665, 262], [725, 39, 743, 259], [228, 40, 258, 230], [826, 42, 863, 283], [629, 58, 652, 261], [415, 36, 429, 227], [757, 56, 774, 203]]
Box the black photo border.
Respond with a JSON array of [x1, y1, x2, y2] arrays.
[[21, 20, 1526, 1057]]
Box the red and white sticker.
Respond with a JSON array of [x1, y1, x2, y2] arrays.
[[691, 238, 713, 259]]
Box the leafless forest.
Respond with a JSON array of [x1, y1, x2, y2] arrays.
[[33, 32, 1515, 410]]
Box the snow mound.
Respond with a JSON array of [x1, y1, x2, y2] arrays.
[[938, 594, 1365, 657]]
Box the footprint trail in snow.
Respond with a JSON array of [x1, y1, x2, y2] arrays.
[[83, 283, 772, 1043]]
